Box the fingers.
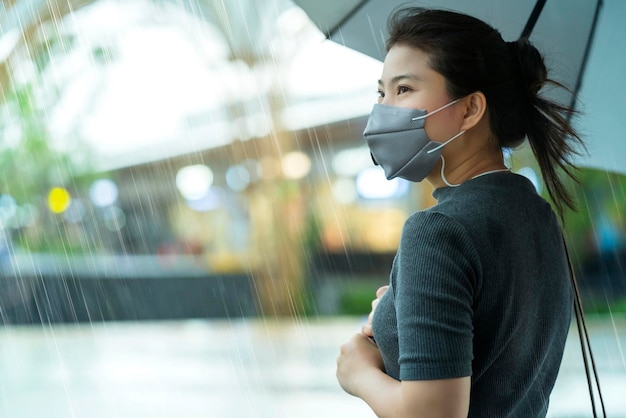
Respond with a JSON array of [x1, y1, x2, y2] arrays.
[[369, 300, 380, 323], [361, 285, 388, 337]]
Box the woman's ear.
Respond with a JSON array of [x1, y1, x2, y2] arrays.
[[460, 91, 487, 131]]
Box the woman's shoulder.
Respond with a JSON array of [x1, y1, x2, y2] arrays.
[[402, 209, 474, 245], [400, 208, 482, 275], [416, 173, 558, 238]]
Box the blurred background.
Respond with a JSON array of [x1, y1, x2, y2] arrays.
[[0, 0, 624, 417]]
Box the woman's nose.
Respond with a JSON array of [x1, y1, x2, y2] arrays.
[[380, 96, 394, 106]]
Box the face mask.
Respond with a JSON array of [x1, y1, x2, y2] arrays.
[[363, 99, 465, 183]]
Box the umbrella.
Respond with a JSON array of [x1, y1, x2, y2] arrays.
[[293, 0, 600, 106], [292, 0, 626, 175]]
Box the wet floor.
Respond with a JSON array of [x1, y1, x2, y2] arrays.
[[0, 316, 624, 417]]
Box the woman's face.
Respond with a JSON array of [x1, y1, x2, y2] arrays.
[[378, 44, 463, 143]]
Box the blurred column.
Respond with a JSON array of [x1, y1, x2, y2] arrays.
[[204, 0, 317, 316]]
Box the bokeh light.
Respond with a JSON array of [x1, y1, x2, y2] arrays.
[[48, 187, 72, 214], [0, 194, 17, 228], [226, 165, 251, 192], [102, 206, 126, 232], [89, 179, 119, 207], [356, 167, 407, 200], [176, 165, 214, 200], [281, 151, 311, 179]]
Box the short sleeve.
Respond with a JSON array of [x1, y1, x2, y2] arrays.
[[395, 211, 479, 381]]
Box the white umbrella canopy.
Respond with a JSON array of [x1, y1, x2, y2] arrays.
[[572, 0, 626, 175], [292, 0, 599, 106], [292, 0, 626, 175]]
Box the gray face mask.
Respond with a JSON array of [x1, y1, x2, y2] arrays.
[[363, 99, 464, 182]]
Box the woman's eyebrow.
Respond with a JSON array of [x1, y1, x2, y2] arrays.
[[378, 74, 422, 87]]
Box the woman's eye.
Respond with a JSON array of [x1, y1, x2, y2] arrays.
[[377, 90, 385, 98], [398, 86, 411, 94]]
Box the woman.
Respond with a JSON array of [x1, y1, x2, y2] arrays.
[[336, 7, 584, 418]]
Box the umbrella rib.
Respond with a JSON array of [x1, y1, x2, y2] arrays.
[[327, 0, 370, 37], [569, 0, 604, 111], [520, 0, 547, 39]]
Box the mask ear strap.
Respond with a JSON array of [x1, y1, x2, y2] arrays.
[[411, 98, 461, 121], [439, 156, 460, 188], [427, 130, 466, 154], [561, 232, 607, 418]]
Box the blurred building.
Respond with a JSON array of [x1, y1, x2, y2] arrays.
[[0, 0, 434, 319], [1, 0, 624, 319]]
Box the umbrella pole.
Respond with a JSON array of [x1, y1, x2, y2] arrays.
[[520, 0, 547, 38]]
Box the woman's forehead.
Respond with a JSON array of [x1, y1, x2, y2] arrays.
[[380, 45, 435, 83]]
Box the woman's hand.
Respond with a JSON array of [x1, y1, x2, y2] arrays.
[[337, 333, 471, 418], [336, 333, 385, 397], [361, 285, 389, 338]]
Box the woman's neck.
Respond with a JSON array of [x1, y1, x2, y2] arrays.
[[427, 146, 507, 189]]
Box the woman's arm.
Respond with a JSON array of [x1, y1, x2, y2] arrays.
[[336, 333, 470, 418]]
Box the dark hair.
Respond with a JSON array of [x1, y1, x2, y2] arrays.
[[386, 7, 585, 219]]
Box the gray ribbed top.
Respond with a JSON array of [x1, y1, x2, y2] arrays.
[[372, 172, 572, 418]]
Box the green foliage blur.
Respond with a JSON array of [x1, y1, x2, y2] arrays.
[[563, 168, 626, 313], [564, 169, 626, 256], [1, 85, 72, 202], [0, 82, 97, 253]]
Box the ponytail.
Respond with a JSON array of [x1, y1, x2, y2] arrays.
[[509, 38, 586, 220]]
